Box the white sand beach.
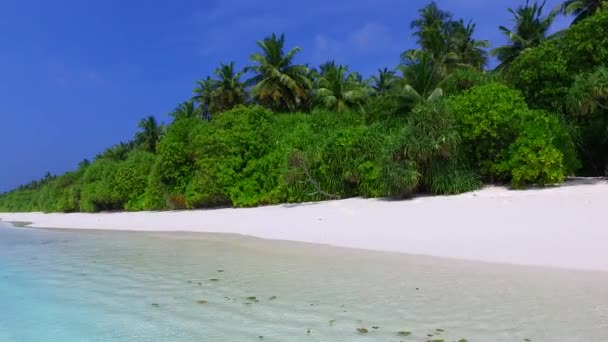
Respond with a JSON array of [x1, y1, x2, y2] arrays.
[[1, 178, 607, 272]]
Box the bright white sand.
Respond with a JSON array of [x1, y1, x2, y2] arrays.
[[1, 178, 607, 271]]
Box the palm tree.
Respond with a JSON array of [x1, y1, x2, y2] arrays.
[[410, 2, 452, 59], [78, 159, 91, 169], [567, 66, 608, 115], [398, 50, 444, 107], [246, 33, 312, 112], [559, 0, 606, 24], [371, 68, 397, 94], [135, 115, 164, 152], [212, 62, 246, 112], [96, 141, 135, 161], [409, 3, 488, 74], [491, 0, 557, 69], [313, 62, 368, 113], [169, 101, 199, 121], [192, 76, 218, 109], [447, 20, 490, 70]]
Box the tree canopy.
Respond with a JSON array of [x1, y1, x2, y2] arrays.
[[2, 0, 607, 213]]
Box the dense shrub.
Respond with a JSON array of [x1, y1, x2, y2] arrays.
[[449, 83, 529, 178], [113, 151, 156, 210], [449, 83, 579, 186], [153, 118, 203, 196], [505, 43, 570, 112], [38, 171, 83, 213], [499, 135, 566, 188], [0, 190, 39, 212], [492, 112, 579, 187], [182, 105, 279, 208], [506, 11, 608, 112], [80, 159, 121, 212], [504, 12, 607, 176]]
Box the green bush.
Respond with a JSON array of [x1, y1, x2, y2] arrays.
[[80, 159, 121, 212], [449, 83, 579, 186], [497, 111, 580, 187], [560, 11, 608, 75], [39, 172, 83, 212], [114, 150, 156, 210], [449, 83, 529, 178], [506, 11, 608, 112], [182, 105, 280, 208], [505, 43, 570, 112], [153, 118, 203, 196], [499, 136, 566, 188], [497, 111, 579, 187]]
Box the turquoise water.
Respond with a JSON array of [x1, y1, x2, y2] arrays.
[[1, 222, 608, 342]]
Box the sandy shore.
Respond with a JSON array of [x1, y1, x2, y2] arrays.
[[1, 178, 607, 272]]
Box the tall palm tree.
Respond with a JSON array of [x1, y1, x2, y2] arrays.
[[371, 68, 397, 94], [447, 20, 490, 70], [212, 62, 246, 112], [246, 33, 312, 112], [135, 115, 164, 152], [170, 101, 199, 121], [313, 63, 368, 113], [192, 76, 218, 109], [559, 0, 606, 24], [410, 2, 452, 59], [491, 0, 557, 69], [409, 2, 488, 74]]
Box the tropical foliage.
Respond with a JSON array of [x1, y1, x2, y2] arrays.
[[492, 0, 557, 69], [246, 33, 311, 112], [313, 62, 369, 113], [559, 0, 606, 23], [2, 0, 607, 213]]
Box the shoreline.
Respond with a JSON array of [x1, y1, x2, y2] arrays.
[[1, 178, 607, 272]]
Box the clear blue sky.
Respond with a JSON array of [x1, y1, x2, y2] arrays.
[[0, 0, 570, 192]]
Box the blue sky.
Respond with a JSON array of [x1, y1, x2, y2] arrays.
[[0, 0, 571, 192]]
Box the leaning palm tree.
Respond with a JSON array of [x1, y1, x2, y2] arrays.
[[313, 63, 368, 113], [246, 33, 312, 112], [567, 66, 608, 115], [371, 68, 398, 94], [135, 115, 164, 152], [491, 0, 558, 69], [212, 62, 246, 112], [559, 0, 606, 24], [169, 101, 199, 121]]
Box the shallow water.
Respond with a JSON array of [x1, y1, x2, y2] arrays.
[[1, 222, 607, 342]]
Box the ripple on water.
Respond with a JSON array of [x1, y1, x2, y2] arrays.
[[1, 226, 608, 341]]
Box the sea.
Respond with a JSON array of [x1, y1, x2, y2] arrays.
[[1, 221, 607, 341]]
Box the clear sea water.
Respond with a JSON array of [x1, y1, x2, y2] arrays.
[[1, 221, 607, 342]]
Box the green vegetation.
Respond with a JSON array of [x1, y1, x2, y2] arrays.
[[1, 0, 607, 212]]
